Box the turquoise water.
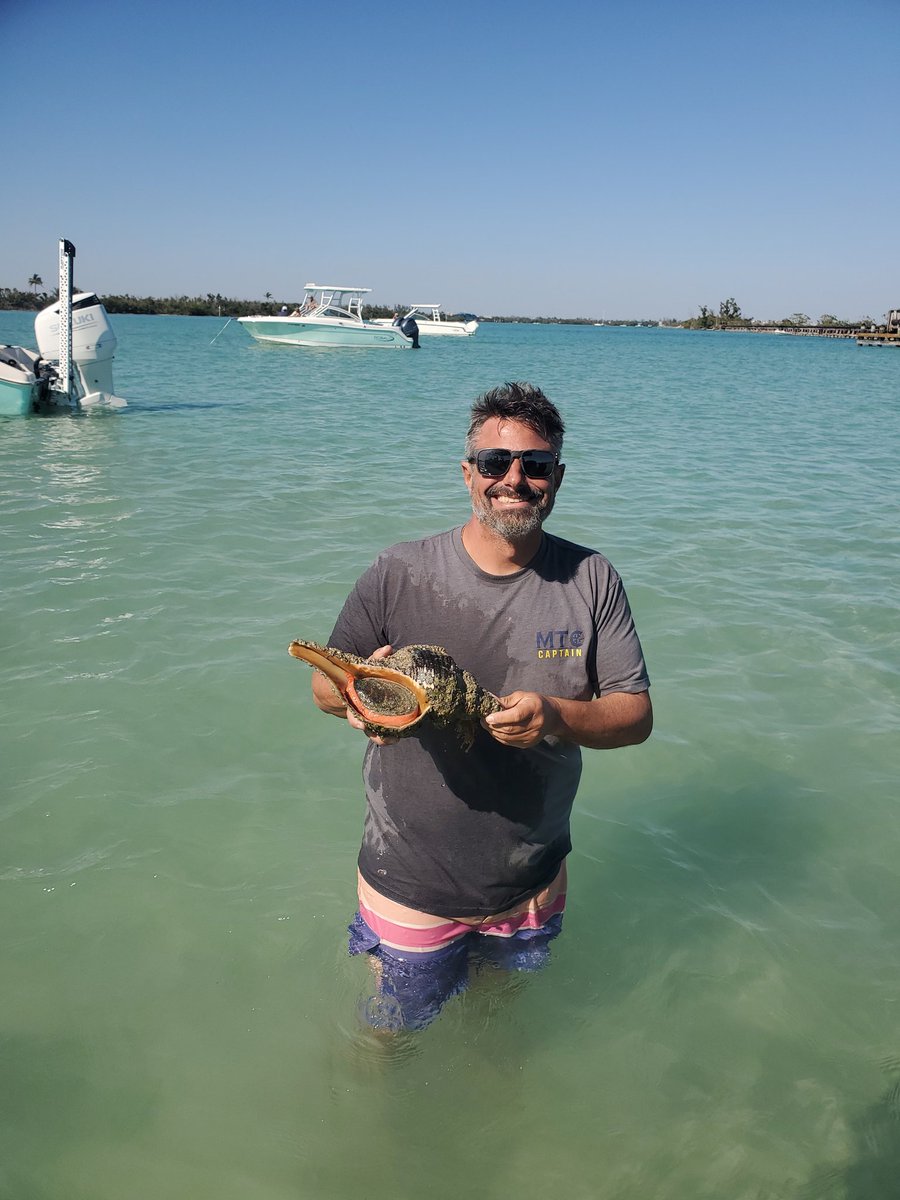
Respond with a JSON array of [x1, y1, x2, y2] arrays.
[[2, 313, 899, 1199]]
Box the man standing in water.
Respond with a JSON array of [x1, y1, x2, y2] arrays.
[[309, 382, 652, 1029]]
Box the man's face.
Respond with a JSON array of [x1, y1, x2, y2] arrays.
[[462, 417, 564, 542]]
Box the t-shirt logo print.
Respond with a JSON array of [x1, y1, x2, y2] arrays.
[[535, 629, 585, 659]]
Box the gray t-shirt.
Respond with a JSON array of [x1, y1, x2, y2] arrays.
[[329, 526, 649, 917]]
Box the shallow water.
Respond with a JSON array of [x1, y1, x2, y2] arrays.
[[2, 313, 899, 1199]]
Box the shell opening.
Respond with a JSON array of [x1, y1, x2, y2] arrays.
[[346, 678, 424, 728]]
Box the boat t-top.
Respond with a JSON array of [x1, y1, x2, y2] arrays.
[[373, 304, 478, 338], [237, 285, 414, 348]]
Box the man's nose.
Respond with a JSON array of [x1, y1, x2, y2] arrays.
[[500, 456, 528, 486]]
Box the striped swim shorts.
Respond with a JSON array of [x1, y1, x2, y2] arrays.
[[348, 862, 567, 1031]]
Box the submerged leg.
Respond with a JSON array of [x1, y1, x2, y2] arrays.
[[349, 911, 472, 1032]]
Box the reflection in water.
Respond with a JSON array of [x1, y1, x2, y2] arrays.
[[31, 418, 127, 585]]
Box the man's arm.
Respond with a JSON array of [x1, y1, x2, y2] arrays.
[[483, 689, 652, 750]]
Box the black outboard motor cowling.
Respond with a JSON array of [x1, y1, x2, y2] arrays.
[[397, 314, 420, 348]]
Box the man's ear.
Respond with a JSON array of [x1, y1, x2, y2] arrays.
[[461, 460, 474, 490], [555, 463, 565, 488]]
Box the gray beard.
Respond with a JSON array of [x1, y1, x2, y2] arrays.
[[471, 492, 550, 541]]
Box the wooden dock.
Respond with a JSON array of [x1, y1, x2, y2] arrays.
[[721, 308, 900, 345], [855, 331, 900, 347], [722, 324, 859, 338]]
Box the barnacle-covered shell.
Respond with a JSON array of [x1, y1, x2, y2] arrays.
[[288, 639, 500, 746]]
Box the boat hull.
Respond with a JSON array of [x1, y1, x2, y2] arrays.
[[372, 318, 478, 337], [0, 348, 44, 415], [0, 375, 39, 416], [238, 316, 411, 348]]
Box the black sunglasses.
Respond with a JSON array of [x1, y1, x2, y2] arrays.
[[467, 448, 559, 479]]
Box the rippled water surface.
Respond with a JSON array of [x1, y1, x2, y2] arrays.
[[2, 314, 899, 1199]]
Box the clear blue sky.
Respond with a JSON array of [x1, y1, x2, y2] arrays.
[[4, 0, 897, 321]]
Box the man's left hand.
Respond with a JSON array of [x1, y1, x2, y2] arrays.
[[482, 692, 560, 748], [483, 689, 652, 751]]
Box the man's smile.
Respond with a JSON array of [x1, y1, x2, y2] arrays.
[[487, 485, 542, 506]]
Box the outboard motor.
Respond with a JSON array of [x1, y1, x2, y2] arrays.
[[394, 312, 420, 349], [34, 292, 123, 404]]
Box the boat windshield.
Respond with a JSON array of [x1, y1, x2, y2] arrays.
[[317, 305, 360, 321]]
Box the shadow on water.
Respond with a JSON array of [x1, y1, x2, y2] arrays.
[[800, 1062, 900, 1199], [0, 1032, 155, 1199], [564, 755, 829, 1010], [25, 406, 125, 421], [129, 400, 250, 414]]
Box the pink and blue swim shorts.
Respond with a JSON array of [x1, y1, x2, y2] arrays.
[[349, 863, 567, 1030]]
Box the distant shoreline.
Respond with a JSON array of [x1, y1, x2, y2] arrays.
[[0, 288, 885, 336]]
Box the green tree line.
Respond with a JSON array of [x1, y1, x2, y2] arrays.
[[0, 287, 343, 318], [682, 298, 876, 330], [0, 282, 880, 328], [0, 285, 453, 321]]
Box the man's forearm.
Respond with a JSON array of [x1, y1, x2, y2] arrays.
[[546, 690, 652, 749], [485, 688, 652, 749]]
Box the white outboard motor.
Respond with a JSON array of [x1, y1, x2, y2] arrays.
[[34, 292, 124, 407]]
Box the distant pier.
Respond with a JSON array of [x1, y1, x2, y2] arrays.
[[724, 324, 860, 338], [855, 331, 900, 347], [720, 307, 900, 345]]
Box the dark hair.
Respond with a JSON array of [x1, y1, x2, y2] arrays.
[[465, 382, 565, 457]]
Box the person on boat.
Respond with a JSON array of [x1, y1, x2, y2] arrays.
[[306, 382, 652, 1031], [289, 305, 302, 316], [392, 310, 420, 349]]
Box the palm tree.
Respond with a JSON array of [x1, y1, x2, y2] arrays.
[[28, 274, 43, 294]]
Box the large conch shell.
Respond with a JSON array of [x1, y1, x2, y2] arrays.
[[288, 639, 500, 746]]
